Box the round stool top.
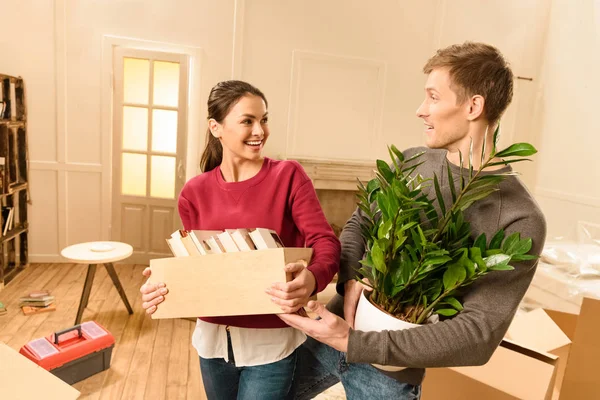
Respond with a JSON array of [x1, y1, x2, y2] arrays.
[[61, 241, 133, 264]]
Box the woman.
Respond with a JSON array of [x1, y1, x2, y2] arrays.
[[140, 80, 340, 399]]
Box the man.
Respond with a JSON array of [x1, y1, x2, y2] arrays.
[[278, 42, 547, 399]]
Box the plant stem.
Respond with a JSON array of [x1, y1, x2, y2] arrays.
[[431, 154, 496, 244], [415, 285, 457, 324]]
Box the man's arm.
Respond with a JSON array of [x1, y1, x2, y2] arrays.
[[336, 207, 367, 295], [346, 215, 547, 368]]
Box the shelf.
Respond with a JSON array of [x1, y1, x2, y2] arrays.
[[0, 182, 27, 197], [0, 225, 28, 242]]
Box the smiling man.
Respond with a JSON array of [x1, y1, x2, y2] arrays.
[[279, 42, 547, 399]]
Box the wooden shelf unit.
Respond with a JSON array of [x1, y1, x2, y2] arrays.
[[0, 73, 30, 290]]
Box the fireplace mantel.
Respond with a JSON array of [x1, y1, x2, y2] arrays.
[[285, 157, 376, 191]]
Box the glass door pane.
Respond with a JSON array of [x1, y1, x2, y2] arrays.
[[153, 61, 180, 107], [150, 155, 175, 199], [124, 58, 150, 104]]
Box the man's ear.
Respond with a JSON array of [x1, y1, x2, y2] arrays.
[[467, 95, 485, 121], [208, 119, 221, 138]]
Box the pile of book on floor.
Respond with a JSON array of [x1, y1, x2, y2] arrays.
[[0, 301, 6, 316], [166, 228, 284, 257], [19, 290, 56, 315]]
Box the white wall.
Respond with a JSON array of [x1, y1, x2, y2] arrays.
[[3, 0, 584, 262], [534, 0, 600, 238]]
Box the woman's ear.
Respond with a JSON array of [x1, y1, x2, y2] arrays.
[[208, 119, 221, 138], [467, 95, 485, 121]]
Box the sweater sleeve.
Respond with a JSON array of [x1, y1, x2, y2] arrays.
[[290, 179, 341, 294], [336, 207, 368, 295], [178, 191, 197, 231], [346, 211, 547, 368]]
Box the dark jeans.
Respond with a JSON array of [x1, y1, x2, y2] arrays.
[[291, 337, 421, 400], [199, 330, 297, 400]]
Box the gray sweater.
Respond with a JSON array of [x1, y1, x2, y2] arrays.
[[331, 146, 547, 385]]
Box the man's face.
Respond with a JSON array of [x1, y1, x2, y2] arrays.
[[416, 68, 470, 150]]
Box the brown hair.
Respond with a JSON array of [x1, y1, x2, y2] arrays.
[[423, 42, 513, 124], [199, 80, 268, 172]]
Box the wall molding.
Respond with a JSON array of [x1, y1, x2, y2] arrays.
[[536, 187, 600, 208], [285, 50, 386, 159], [286, 156, 375, 191], [30, 161, 103, 172], [54, 0, 68, 256], [231, 0, 246, 79]]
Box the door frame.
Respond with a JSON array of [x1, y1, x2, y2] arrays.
[[101, 36, 203, 252]]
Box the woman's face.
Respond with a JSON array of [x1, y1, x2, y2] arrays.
[[211, 94, 269, 163]]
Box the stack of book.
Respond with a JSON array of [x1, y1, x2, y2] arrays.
[[166, 228, 285, 257], [0, 301, 6, 316], [19, 290, 56, 315]]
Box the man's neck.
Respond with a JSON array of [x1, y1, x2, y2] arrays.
[[445, 125, 504, 171]]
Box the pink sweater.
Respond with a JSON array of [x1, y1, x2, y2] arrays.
[[178, 157, 340, 328]]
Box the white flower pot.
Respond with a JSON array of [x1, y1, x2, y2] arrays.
[[354, 290, 420, 371]]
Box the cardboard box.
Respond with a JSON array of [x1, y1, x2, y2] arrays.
[[0, 342, 80, 399], [422, 297, 600, 400], [148, 247, 313, 319], [423, 340, 558, 400]]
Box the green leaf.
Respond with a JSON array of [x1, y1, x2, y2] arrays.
[[489, 229, 505, 249], [488, 264, 515, 271], [436, 308, 458, 317], [442, 297, 464, 311], [371, 241, 387, 274], [484, 253, 511, 267], [434, 174, 446, 216], [422, 256, 452, 267], [501, 232, 520, 254], [404, 150, 425, 164], [495, 143, 538, 158], [492, 123, 501, 151], [390, 144, 404, 162], [378, 219, 393, 239], [487, 159, 533, 167], [507, 237, 532, 256], [446, 161, 457, 202], [387, 146, 400, 174], [469, 247, 487, 274], [443, 262, 466, 291], [377, 160, 394, 183], [510, 254, 538, 262], [474, 233, 487, 254]]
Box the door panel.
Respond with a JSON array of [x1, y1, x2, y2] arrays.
[[112, 48, 188, 264]]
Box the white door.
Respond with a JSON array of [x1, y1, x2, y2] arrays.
[[112, 48, 189, 264]]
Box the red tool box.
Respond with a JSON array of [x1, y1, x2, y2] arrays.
[[19, 321, 115, 384]]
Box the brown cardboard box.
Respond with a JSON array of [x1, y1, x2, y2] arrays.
[[0, 342, 80, 399], [422, 297, 600, 400], [423, 340, 558, 400], [148, 247, 313, 319]]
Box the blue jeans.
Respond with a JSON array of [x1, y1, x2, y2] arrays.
[[292, 337, 421, 400], [199, 331, 297, 400]]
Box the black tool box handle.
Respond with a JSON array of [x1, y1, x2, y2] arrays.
[[54, 325, 83, 345]]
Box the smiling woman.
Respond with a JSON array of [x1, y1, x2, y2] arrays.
[[139, 80, 341, 400]]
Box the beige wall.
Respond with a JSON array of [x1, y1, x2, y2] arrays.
[[0, 0, 595, 261], [534, 0, 600, 238]]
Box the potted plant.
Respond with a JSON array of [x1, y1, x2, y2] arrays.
[[353, 130, 538, 371]]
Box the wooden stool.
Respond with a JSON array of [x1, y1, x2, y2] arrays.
[[61, 241, 134, 325]]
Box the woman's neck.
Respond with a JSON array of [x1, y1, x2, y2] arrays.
[[219, 155, 265, 182]]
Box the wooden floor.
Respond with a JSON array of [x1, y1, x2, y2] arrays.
[[0, 263, 205, 400]]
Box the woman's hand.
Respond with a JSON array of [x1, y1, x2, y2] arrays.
[[267, 261, 316, 313], [140, 267, 168, 315]]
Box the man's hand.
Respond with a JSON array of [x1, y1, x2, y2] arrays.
[[140, 267, 168, 315], [343, 279, 372, 328], [279, 301, 350, 353], [267, 261, 316, 313]]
